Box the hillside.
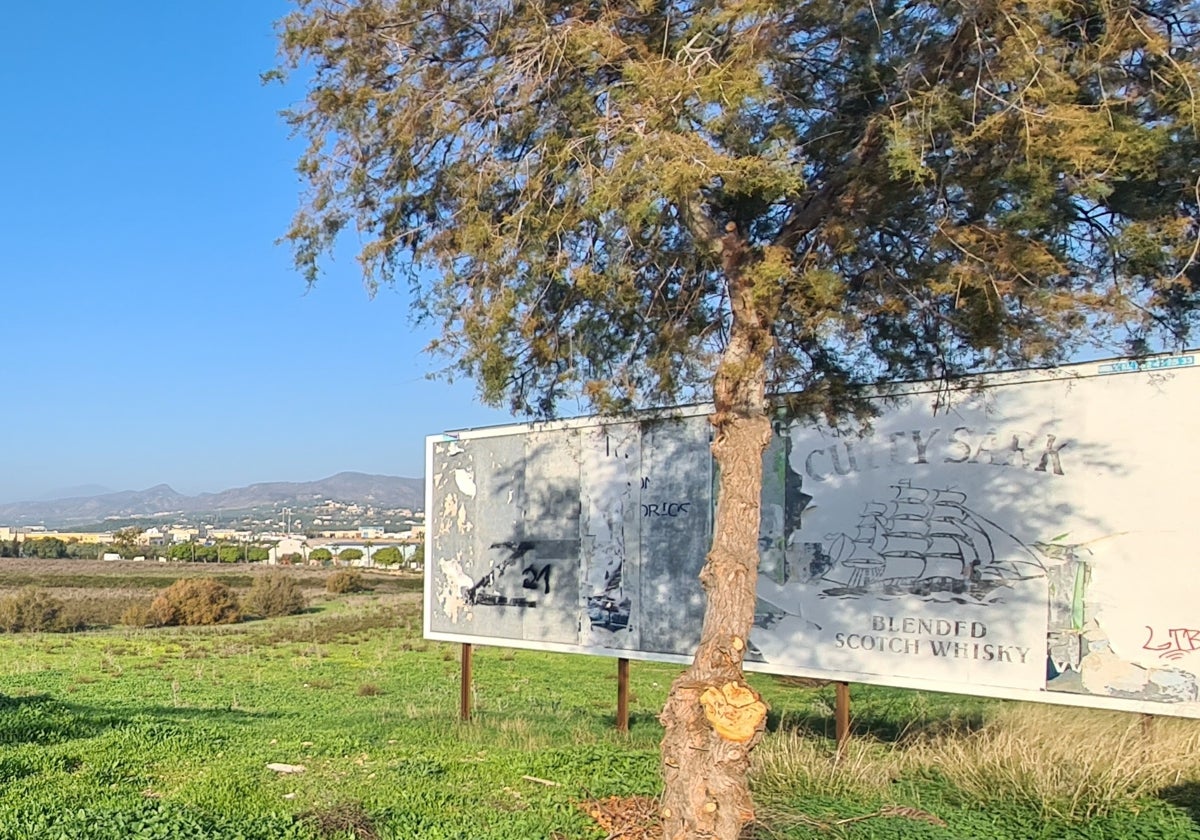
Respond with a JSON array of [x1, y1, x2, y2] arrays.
[[0, 472, 423, 527]]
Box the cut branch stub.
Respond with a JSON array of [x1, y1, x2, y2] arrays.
[[699, 681, 767, 744]]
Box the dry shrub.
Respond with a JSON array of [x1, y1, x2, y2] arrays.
[[0, 588, 68, 633], [51, 600, 91, 633], [120, 602, 153, 628], [58, 593, 150, 629], [148, 578, 241, 626], [326, 570, 368, 594], [245, 572, 307, 618]]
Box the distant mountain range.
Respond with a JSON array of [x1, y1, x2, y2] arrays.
[[0, 472, 424, 527]]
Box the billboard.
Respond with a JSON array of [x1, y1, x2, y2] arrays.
[[425, 353, 1200, 717]]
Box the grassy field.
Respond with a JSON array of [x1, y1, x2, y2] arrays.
[[0, 560, 1198, 839]]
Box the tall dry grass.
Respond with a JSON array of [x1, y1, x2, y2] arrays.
[[753, 731, 901, 802], [910, 704, 1200, 819], [752, 703, 1200, 821]]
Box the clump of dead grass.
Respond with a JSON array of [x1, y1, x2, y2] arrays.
[[753, 731, 901, 801], [579, 795, 661, 840], [301, 800, 378, 840], [907, 704, 1200, 819], [752, 703, 1200, 822]]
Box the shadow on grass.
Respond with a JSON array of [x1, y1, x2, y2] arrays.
[[1159, 781, 1200, 828], [0, 693, 92, 746], [0, 692, 282, 747], [602, 710, 662, 732], [763, 681, 989, 744], [766, 706, 987, 743]]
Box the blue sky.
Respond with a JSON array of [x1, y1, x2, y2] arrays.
[[0, 2, 514, 504]]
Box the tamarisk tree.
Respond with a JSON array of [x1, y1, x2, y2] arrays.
[[275, 0, 1200, 835]]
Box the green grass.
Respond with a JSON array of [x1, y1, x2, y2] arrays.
[[0, 583, 1196, 838], [0, 594, 666, 839]]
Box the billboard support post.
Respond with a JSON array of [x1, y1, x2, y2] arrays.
[[460, 643, 473, 722], [617, 658, 630, 733], [835, 682, 851, 753]]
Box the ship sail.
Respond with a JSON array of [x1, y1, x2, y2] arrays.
[[820, 481, 1032, 598]]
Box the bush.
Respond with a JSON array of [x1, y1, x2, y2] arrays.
[[326, 570, 369, 594], [0, 588, 67, 633], [119, 602, 153, 628], [53, 599, 97, 632], [245, 572, 307, 618], [148, 579, 242, 626]]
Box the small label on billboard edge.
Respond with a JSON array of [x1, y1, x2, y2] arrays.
[[1097, 355, 1195, 375]]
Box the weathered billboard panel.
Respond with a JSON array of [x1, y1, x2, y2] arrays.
[[425, 353, 1200, 717]]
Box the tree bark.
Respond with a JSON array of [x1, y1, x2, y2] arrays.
[[660, 246, 774, 839]]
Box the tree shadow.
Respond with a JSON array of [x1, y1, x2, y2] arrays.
[[0, 691, 282, 748], [602, 709, 662, 732], [764, 702, 986, 743], [1158, 781, 1200, 827], [0, 693, 110, 746], [762, 681, 989, 743]]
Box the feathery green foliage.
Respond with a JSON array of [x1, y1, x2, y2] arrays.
[[276, 0, 1200, 417]]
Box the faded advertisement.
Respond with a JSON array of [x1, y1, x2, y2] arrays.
[[427, 414, 712, 656], [425, 354, 1200, 717]]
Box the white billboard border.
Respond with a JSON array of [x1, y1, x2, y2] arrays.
[[423, 351, 1200, 720]]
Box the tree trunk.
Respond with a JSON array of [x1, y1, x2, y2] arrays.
[[659, 250, 774, 839]]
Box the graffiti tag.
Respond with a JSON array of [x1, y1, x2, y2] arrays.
[[1143, 626, 1200, 660], [522, 564, 552, 594]]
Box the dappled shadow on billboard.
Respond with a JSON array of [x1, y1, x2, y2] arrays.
[[427, 414, 712, 656], [747, 363, 1199, 713], [426, 358, 1200, 717]]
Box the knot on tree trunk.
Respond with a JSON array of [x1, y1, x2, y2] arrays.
[[699, 681, 767, 744]]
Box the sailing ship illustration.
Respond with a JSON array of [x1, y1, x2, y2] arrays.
[[587, 563, 632, 631], [819, 480, 1044, 599]]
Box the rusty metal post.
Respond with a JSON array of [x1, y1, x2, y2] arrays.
[[617, 657, 630, 733], [460, 643, 473, 722]]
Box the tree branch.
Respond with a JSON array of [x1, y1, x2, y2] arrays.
[[774, 120, 884, 252]]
